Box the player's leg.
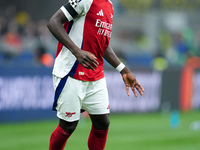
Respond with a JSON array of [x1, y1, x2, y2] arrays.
[[87, 114, 110, 150], [49, 119, 78, 150], [49, 75, 83, 150], [89, 114, 110, 130], [82, 78, 110, 150], [59, 119, 79, 134]]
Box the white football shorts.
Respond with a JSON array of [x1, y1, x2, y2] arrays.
[[52, 75, 110, 122]]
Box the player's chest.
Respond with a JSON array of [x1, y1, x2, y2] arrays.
[[86, 1, 113, 26]]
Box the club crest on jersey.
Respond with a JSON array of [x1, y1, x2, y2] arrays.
[[69, 0, 78, 8], [65, 112, 76, 117]]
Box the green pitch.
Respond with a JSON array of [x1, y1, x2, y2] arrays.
[[0, 111, 199, 150]]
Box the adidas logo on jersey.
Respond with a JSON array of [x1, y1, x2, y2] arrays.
[[97, 9, 104, 16]]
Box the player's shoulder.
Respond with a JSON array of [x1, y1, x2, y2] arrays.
[[105, 0, 114, 9], [77, 0, 93, 4], [68, 0, 92, 7], [66, 0, 93, 16], [76, 0, 94, 9], [108, 0, 113, 5]]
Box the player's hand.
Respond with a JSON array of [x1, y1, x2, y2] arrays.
[[76, 50, 99, 71], [121, 69, 144, 97]]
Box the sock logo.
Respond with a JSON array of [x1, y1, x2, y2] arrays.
[[65, 112, 76, 117]]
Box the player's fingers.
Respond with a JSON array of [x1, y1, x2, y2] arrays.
[[87, 64, 95, 71], [137, 82, 145, 92], [126, 86, 130, 96], [135, 86, 143, 96], [82, 62, 95, 71], [88, 52, 97, 59], [82, 63, 89, 69], [87, 53, 99, 68], [134, 82, 145, 96], [131, 86, 138, 97], [81, 51, 98, 68], [91, 61, 98, 68], [86, 58, 98, 69]]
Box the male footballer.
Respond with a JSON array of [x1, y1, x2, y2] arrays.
[[47, 0, 144, 149]]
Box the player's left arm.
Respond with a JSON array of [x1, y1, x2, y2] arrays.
[[103, 45, 145, 97]]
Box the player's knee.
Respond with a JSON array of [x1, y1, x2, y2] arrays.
[[103, 119, 110, 129], [59, 119, 78, 134], [94, 119, 110, 130], [65, 124, 77, 134]]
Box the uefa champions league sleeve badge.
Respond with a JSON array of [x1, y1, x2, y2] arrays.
[[69, 0, 78, 8]]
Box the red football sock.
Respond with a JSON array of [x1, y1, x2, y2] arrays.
[[88, 125, 109, 150], [49, 125, 71, 150]]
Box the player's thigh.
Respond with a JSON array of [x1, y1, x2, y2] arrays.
[[54, 76, 83, 122], [82, 77, 110, 115]]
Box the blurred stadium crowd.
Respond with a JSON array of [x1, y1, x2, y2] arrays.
[[0, 0, 200, 69], [0, 2, 56, 67]]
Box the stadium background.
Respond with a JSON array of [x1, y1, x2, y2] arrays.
[[0, 0, 200, 150]]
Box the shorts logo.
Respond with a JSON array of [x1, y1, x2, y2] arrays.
[[107, 105, 110, 110], [65, 112, 76, 117]]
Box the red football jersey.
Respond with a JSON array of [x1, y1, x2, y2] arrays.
[[52, 0, 114, 81]]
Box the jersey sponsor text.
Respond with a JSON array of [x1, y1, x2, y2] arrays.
[[95, 19, 112, 37]]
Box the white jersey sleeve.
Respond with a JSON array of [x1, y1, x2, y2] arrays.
[[60, 0, 93, 21]]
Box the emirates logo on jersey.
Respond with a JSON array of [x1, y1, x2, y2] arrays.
[[95, 19, 112, 37], [95, 8, 113, 37]]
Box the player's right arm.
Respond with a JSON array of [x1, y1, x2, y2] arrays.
[[47, 5, 98, 71], [103, 45, 144, 97]]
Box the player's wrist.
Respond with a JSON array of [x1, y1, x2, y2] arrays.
[[116, 62, 125, 72], [72, 47, 82, 57]]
